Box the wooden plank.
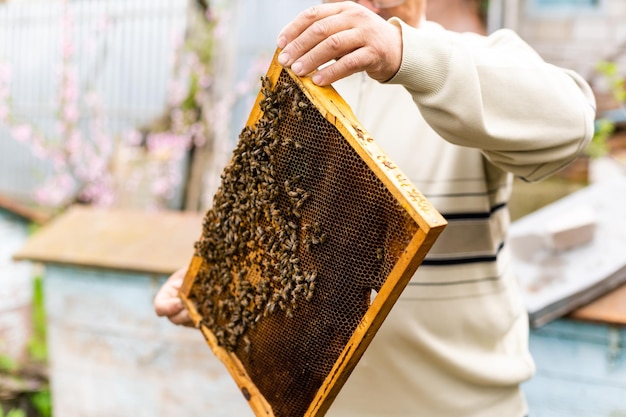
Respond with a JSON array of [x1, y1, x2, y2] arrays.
[[13, 205, 203, 275], [570, 282, 626, 325], [0, 192, 53, 224]]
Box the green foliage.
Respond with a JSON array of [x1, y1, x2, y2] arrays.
[[0, 406, 26, 417], [0, 273, 52, 417], [596, 61, 626, 104], [28, 275, 47, 362], [0, 354, 18, 373], [28, 274, 52, 417], [29, 390, 52, 417], [588, 118, 615, 158], [588, 60, 626, 158]]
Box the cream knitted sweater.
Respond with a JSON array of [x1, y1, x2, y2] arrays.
[[327, 20, 595, 417]]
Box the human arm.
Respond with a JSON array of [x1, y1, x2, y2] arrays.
[[387, 20, 596, 181], [154, 267, 194, 327]]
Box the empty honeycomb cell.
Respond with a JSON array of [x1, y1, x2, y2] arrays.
[[180, 49, 446, 417]]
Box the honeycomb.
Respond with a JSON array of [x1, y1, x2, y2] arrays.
[[181, 50, 446, 417]]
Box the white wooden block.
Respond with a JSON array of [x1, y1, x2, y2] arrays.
[[543, 205, 596, 252]]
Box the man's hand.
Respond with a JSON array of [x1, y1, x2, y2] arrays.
[[154, 267, 194, 327], [276, 2, 402, 86]]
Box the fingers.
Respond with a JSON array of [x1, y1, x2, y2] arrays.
[[155, 296, 184, 318], [277, 4, 369, 82], [277, 4, 339, 51], [155, 297, 193, 327], [303, 29, 375, 85], [276, 2, 402, 85], [154, 267, 193, 326], [278, 11, 355, 67], [168, 307, 194, 327]]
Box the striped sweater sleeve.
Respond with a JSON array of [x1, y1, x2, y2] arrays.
[[385, 19, 596, 182]]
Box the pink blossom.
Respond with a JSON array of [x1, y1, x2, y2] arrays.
[[150, 177, 171, 197], [198, 74, 212, 89], [0, 105, 8, 122], [212, 13, 228, 40], [30, 142, 49, 160], [63, 104, 80, 123], [10, 124, 33, 143], [146, 132, 190, 156], [168, 80, 187, 107], [125, 130, 143, 146], [0, 1, 256, 211], [35, 173, 75, 207], [80, 180, 115, 207]]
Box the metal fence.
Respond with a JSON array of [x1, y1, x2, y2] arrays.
[[0, 0, 188, 207]]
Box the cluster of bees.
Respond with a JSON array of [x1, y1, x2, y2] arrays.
[[191, 74, 326, 353]]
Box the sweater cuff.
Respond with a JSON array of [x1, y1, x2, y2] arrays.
[[385, 18, 452, 96]]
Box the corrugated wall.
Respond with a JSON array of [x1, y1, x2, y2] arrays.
[[0, 0, 187, 206]]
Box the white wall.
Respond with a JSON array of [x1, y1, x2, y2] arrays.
[[512, 0, 626, 80]]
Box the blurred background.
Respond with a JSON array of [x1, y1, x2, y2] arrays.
[[1, 0, 625, 416]]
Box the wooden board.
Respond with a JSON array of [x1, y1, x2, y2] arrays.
[[509, 176, 626, 327], [13, 205, 203, 275], [569, 282, 626, 325]]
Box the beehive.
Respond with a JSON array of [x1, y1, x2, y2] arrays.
[[179, 48, 447, 417]]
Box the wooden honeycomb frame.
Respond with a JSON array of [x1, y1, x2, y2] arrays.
[[179, 48, 447, 417]]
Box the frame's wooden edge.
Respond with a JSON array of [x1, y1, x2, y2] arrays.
[[297, 71, 446, 233], [179, 254, 204, 300], [245, 48, 446, 235], [289, 72, 444, 233], [245, 49, 285, 129], [179, 256, 276, 417], [198, 326, 275, 417], [305, 224, 443, 416]]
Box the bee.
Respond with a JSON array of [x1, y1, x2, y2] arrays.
[[243, 335, 252, 354], [267, 302, 276, 314]]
